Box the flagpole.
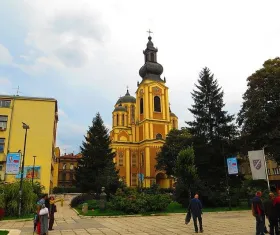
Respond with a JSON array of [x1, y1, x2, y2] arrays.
[[263, 147, 270, 192]]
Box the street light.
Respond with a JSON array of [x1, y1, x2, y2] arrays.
[[18, 122, 30, 217], [32, 156, 37, 187]]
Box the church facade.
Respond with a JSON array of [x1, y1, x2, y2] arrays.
[[110, 36, 178, 188]]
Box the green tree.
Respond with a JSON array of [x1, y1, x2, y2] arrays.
[[75, 113, 120, 194], [187, 67, 237, 186], [174, 147, 198, 206], [155, 128, 192, 176], [238, 58, 280, 162]]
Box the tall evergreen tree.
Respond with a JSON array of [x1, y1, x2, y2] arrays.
[[187, 67, 237, 185], [75, 113, 120, 193]]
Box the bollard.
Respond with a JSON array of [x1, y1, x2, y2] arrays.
[[82, 203, 88, 214]]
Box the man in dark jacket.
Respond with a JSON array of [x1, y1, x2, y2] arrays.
[[252, 191, 265, 235], [264, 193, 279, 235], [188, 194, 203, 233]]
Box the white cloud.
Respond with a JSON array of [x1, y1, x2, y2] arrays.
[[0, 44, 12, 64]]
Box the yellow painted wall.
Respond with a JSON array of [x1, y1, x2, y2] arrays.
[[0, 96, 58, 193]]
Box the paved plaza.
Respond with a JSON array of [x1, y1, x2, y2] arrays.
[[0, 197, 257, 235]]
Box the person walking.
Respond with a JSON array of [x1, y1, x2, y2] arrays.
[[264, 192, 279, 235], [252, 191, 265, 235], [48, 196, 57, 231], [36, 194, 48, 234], [39, 204, 49, 235], [188, 194, 203, 233]]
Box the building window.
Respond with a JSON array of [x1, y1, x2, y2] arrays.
[[140, 152, 144, 167], [0, 165, 3, 171], [154, 96, 161, 112], [116, 114, 119, 126], [173, 120, 175, 129], [70, 173, 74, 181], [0, 139, 4, 153], [62, 172, 66, 181], [70, 164, 74, 170], [62, 163, 67, 170], [131, 105, 135, 123], [0, 116, 8, 129], [140, 98, 144, 114], [119, 152, 124, 167], [156, 133, 162, 140], [131, 173, 137, 186], [151, 53, 155, 62], [0, 100, 11, 108], [132, 153, 137, 167], [122, 114, 125, 126]]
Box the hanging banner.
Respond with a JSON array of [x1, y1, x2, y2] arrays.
[[15, 166, 41, 179], [227, 157, 238, 175], [6, 152, 21, 174], [248, 150, 266, 180]]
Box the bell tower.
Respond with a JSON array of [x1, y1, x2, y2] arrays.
[[110, 33, 178, 188]]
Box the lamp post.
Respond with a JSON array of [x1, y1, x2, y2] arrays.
[[18, 122, 30, 217], [32, 156, 36, 187]]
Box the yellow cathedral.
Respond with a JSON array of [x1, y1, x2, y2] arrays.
[[110, 36, 178, 188]]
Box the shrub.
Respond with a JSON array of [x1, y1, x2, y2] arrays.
[[70, 194, 97, 208], [108, 190, 172, 214], [3, 181, 37, 216]]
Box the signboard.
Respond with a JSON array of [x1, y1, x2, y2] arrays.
[[6, 152, 21, 174], [227, 157, 238, 175], [16, 166, 41, 179]]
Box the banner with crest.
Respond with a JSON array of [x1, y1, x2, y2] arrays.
[[248, 150, 267, 180]]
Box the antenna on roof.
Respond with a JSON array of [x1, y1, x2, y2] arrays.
[[13, 86, 23, 96]]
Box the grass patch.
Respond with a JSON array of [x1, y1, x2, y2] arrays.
[[3, 214, 33, 221], [77, 208, 125, 216], [76, 201, 250, 217], [0, 231, 9, 235]]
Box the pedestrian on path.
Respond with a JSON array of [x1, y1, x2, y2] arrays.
[[39, 204, 49, 235], [252, 191, 265, 235], [36, 194, 48, 234], [48, 196, 57, 231], [188, 194, 203, 233], [264, 192, 279, 235]]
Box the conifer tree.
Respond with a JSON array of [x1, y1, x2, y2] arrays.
[[187, 67, 237, 184], [75, 113, 120, 193]]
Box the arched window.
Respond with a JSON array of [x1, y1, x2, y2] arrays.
[[122, 114, 125, 126], [151, 53, 155, 62], [131, 105, 135, 123], [132, 153, 137, 167], [154, 96, 161, 112], [140, 98, 144, 114], [119, 152, 124, 166], [156, 133, 162, 139], [116, 114, 119, 126]]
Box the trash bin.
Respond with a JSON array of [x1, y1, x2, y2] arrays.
[[82, 203, 88, 214]]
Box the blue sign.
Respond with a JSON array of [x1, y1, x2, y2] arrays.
[[227, 157, 238, 175], [138, 173, 144, 182], [6, 152, 21, 174]]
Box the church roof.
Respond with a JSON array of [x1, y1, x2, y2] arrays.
[[139, 36, 164, 83], [113, 103, 127, 112], [115, 89, 136, 105]]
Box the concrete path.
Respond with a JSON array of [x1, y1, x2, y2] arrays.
[[0, 195, 258, 234]]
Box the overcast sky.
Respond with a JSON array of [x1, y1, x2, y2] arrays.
[[0, 0, 279, 154]]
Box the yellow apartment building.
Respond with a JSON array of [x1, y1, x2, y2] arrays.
[[0, 95, 58, 193], [110, 36, 178, 188]]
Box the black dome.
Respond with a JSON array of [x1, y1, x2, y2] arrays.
[[115, 89, 136, 105]]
